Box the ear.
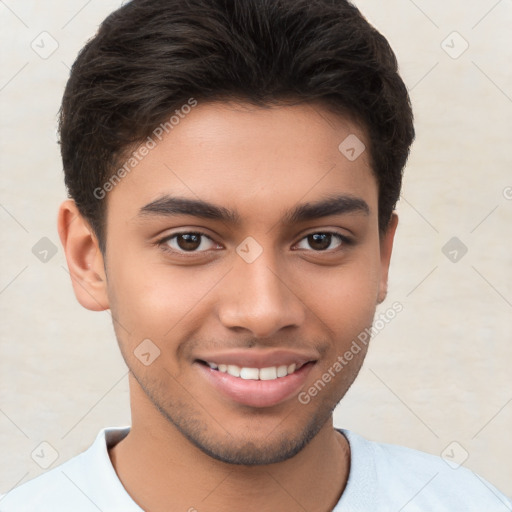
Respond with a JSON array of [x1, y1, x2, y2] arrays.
[[57, 199, 109, 311], [377, 212, 398, 304]]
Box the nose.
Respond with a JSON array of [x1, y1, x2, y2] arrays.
[[217, 249, 306, 339]]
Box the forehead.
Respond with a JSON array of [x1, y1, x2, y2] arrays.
[[106, 101, 378, 225]]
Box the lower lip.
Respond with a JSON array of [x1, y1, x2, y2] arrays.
[[196, 362, 315, 408]]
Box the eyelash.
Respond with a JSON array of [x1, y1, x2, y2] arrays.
[[156, 230, 352, 256]]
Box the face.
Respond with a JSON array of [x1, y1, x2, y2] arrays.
[[63, 101, 396, 465]]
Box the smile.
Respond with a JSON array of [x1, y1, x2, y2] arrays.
[[195, 356, 316, 408], [203, 361, 301, 380]]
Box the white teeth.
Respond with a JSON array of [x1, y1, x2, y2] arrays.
[[240, 367, 259, 380], [259, 367, 277, 380], [227, 365, 241, 377], [277, 365, 288, 378], [208, 362, 300, 380]]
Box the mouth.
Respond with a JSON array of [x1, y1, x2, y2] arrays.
[[197, 360, 306, 380], [194, 350, 317, 408]]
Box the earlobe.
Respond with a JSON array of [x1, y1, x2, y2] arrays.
[[377, 212, 398, 304], [57, 199, 109, 311]]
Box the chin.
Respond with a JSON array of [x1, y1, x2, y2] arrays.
[[176, 424, 319, 466], [160, 399, 335, 466]]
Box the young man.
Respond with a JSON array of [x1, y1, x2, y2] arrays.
[[1, 0, 510, 510]]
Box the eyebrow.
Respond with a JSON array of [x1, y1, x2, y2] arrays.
[[138, 194, 369, 225]]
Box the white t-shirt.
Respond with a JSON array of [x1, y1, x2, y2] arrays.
[[1, 426, 511, 511]]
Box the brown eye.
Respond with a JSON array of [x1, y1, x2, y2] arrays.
[[161, 232, 217, 253], [295, 232, 346, 252], [308, 233, 331, 251], [176, 233, 202, 251]]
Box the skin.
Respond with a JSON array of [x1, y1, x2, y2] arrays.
[[58, 101, 398, 512]]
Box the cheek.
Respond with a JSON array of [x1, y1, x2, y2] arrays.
[[106, 252, 223, 343], [297, 250, 381, 332]]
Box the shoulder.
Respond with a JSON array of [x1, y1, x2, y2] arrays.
[[0, 426, 134, 512], [339, 429, 512, 511], [0, 450, 92, 511]]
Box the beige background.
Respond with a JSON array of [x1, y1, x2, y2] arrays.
[[1, 0, 511, 499]]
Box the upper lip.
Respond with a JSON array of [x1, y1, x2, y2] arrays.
[[195, 349, 318, 369]]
